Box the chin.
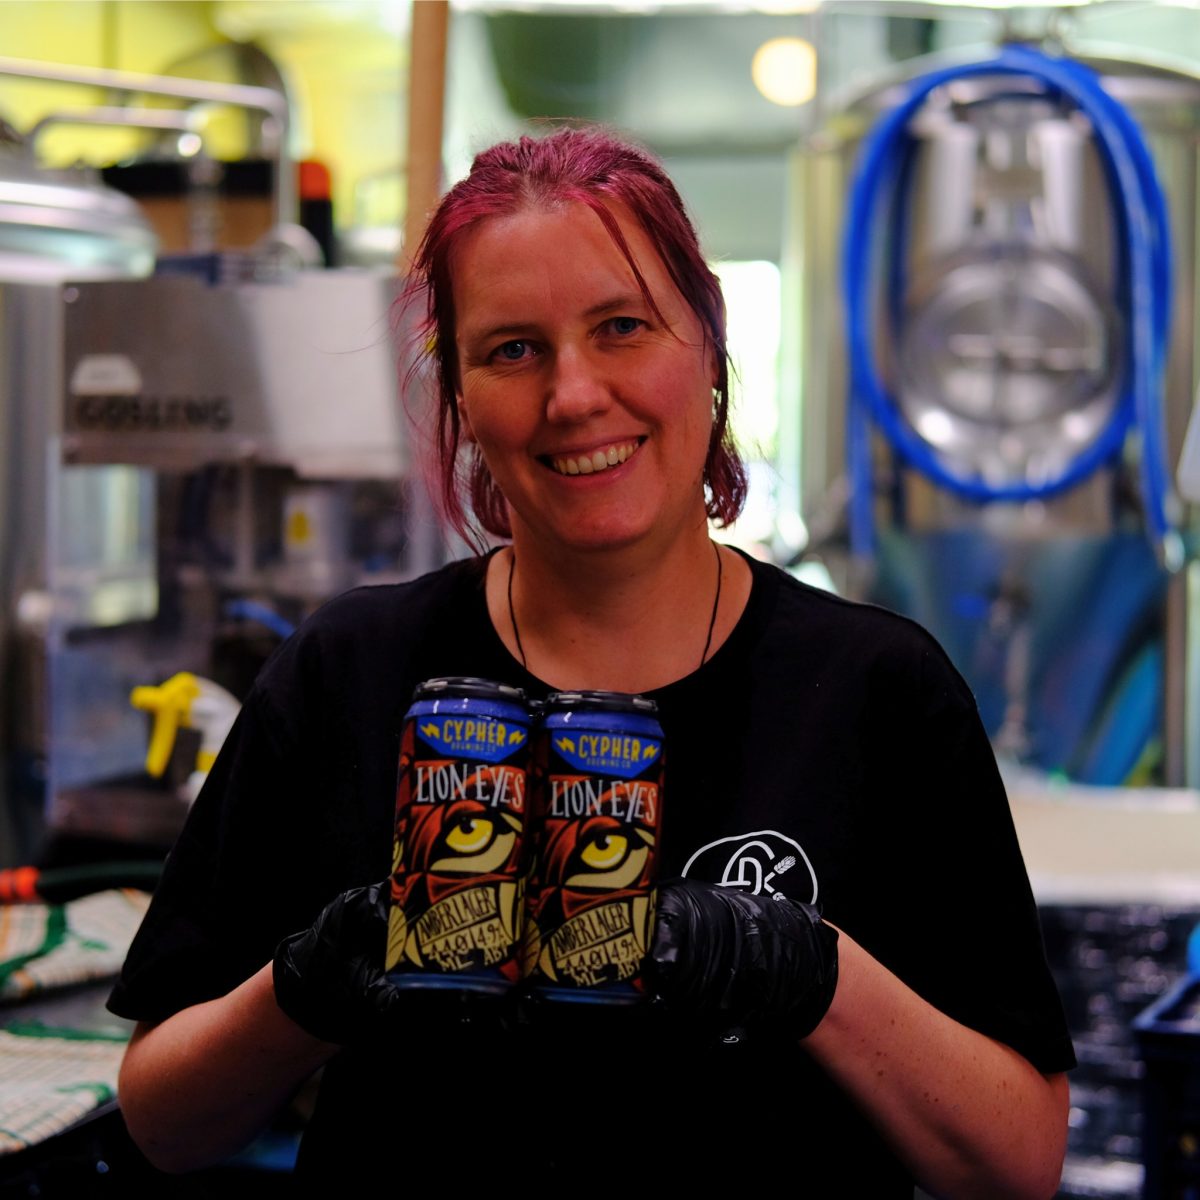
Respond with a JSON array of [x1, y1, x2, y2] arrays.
[[558, 528, 651, 554], [522, 516, 655, 556]]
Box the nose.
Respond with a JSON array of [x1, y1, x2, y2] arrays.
[[545, 344, 612, 424]]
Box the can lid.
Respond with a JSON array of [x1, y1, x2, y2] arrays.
[[544, 689, 658, 716], [412, 676, 527, 704]]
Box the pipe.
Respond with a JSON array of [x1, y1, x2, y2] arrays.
[[0, 55, 294, 229], [27, 106, 202, 151], [223, 598, 297, 642]]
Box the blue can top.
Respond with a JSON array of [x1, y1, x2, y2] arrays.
[[406, 678, 531, 763], [543, 707, 662, 738], [409, 677, 529, 724], [408, 695, 531, 725], [543, 693, 663, 778], [544, 689, 660, 737]]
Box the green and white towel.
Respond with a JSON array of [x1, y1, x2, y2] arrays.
[[0, 1023, 127, 1153], [0, 889, 150, 1001], [0, 888, 150, 1153]]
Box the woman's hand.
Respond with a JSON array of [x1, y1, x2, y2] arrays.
[[119, 964, 339, 1173], [120, 884, 399, 1174], [643, 882, 1067, 1198], [273, 882, 400, 1045], [643, 878, 839, 1038], [802, 929, 1068, 1200]]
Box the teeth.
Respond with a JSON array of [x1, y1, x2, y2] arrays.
[[551, 440, 640, 477]]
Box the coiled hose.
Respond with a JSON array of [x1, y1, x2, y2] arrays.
[[843, 44, 1175, 562]]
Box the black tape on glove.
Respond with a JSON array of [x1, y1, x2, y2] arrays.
[[273, 882, 400, 1045], [644, 878, 839, 1040]]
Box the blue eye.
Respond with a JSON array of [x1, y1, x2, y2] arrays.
[[610, 317, 642, 336], [495, 340, 529, 362]]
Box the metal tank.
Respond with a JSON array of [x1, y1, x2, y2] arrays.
[[792, 50, 1200, 790], [0, 56, 424, 870], [0, 147, 157, 280], [0, 142, 158, 865]]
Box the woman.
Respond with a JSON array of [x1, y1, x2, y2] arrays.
[[111, 128, 1073, 1195]]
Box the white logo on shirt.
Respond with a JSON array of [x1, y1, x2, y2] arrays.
[[681, 830, 817, 904]]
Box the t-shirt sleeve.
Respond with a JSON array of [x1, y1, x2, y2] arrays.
[[107, 680, 319, 1023], [863, 635, 1076, 1075]]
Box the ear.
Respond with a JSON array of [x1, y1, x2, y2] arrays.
[[706, 339, 722, 391], [456, 392, 477, 443]]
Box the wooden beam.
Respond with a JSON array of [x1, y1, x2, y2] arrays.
[[403, 0, 450, 269]]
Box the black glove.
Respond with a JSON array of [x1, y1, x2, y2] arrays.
[[644, 878, 839, 1040], [273, 882, 400, 1045]]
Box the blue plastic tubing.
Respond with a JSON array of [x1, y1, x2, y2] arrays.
[[223, 598, 297, 641], [842, 45, 1173, 555]]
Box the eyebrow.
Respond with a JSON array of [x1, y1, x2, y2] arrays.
[[461, 293, 649, 348], [584, 293, 646, 318]]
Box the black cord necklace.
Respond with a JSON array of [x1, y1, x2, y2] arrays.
[[507, 548, 529, 670], [506, 539, 723, 675]]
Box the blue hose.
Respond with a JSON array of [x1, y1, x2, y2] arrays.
[[843, 45, 1174, 556], [223, 599, 297, 641]]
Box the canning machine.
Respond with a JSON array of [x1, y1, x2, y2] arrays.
[[0, 59, 433, 868]]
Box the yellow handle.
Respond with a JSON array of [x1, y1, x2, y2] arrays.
[[130, 672, 200, 778]]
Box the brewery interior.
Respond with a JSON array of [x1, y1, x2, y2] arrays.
[[0, 0, 1198, 1194]]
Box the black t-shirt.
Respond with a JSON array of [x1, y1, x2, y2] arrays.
[[110, 552, 1074, 1194]]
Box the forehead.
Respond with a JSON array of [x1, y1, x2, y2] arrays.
[[450, 201, 678, 331]]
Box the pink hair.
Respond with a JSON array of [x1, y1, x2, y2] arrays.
[[402, 127, 747, 547]]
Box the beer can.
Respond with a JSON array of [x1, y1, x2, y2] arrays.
[[387, 677, 532, 993], [523, 691, 664, 1003]]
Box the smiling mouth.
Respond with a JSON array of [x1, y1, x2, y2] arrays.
[[546, 439, 643, 477]]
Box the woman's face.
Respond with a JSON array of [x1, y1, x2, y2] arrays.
[[452, 201, 715, 558]]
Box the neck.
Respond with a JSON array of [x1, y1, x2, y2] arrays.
[[490, 521, 745, 692]]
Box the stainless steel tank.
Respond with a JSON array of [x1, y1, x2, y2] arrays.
[[796, 55, 1200, 533], [791, 52, 1200, 788], [0, 146, 157, 865], [0, 147, 157, 281]]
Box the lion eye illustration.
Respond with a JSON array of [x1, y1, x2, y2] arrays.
[[430, 805, 519, 874], [565, 821, 650, 890], [579, 832, 629, 871], [444, 816, 496, 855]]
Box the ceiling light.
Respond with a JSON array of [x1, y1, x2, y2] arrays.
[[752, 37, 817, 108]]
